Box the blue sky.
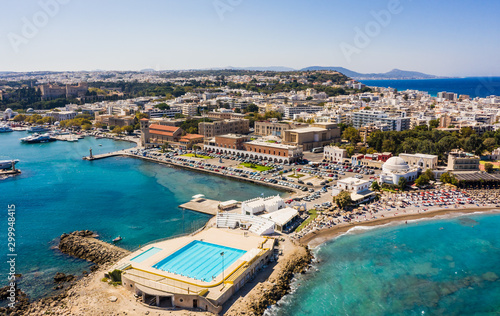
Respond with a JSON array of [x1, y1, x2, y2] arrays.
[[1, 0, 499, 76]]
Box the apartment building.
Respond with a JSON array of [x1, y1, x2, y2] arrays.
[[352, 110, 410, 131], [283, 106, 323, 119], [198, 119, 250, 137], [254, 121, 308, 137], [447, 150, 480, 171], [282, 123, 341, 151]]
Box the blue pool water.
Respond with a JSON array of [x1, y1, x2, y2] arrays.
[[0, 131, 283, 299], [130, 247, 163, 263], [152, 240, 246, 282]]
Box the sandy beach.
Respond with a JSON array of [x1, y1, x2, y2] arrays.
[[300, 206, 500, 248]]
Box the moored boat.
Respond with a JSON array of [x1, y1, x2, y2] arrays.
[[20, 133, 56, 144], [0, 159, 20, 170], [0, 125, 13, 133], [27, 126, 50, 133]]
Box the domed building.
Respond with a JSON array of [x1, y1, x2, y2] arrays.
[[379, 156, 419, 185], [3, 108, 18, 120]]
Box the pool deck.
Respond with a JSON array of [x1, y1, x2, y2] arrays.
[[179, 198, 235, 216], [113, 227, 273, 302]]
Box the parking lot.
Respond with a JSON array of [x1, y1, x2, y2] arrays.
[[128, 148, 381, 211]]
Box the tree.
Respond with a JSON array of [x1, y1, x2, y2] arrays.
[[112, 126, 122, 134], [371, 181, 381, 191], [342, 127, 360, 144], [246, 104, 259, 113], [415, 174, 429, 187], [122, 125, 134, 134], [154, 103, 170, 110], [483, 138, 497, 152], [81, 123, 92, 131], [464, 134, 483, 155], [484, 163, 494, 173], [398, 177, 407, 191], [428, 119, 439, 129], [160, 142, 169, 153], [333, 191, 352, 210], [424, 169, 435, 181], [440, 172, 458, 186], [345, 146, 355, 157]]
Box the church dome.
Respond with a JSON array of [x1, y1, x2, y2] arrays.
[[382, 157, 410, 173]]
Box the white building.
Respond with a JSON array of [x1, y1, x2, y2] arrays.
[[3, 108, 18, 120], [45, 111, 78, 121], [260, 207, 299, 233], [283, 106, 323, 119], [332, 177, 371, 195], [331, 177, 375, 205], [324, 146, 347, 163], [182, 104, 198, 116], [241, 195, 285, 216], [379, 157, 419, 185], [399, 153, 438, 170]]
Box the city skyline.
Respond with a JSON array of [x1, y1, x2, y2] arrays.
[[1, 0, 500, 76]]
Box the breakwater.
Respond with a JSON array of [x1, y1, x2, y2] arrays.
[[58, 230, 131, 265]]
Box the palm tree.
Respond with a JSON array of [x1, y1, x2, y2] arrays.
[[398, 177, 407, 191]]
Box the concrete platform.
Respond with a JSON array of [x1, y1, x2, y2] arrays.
[[179, 198, 226, 215]]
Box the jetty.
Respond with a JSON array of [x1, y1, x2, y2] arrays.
[[82, 149, 130, 161], [179, 196, 234, 215]]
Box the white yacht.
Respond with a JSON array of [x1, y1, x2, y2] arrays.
[[0, 160, 19, 170], [20, 133, 56, 144], [27, 126, 50, 133], [0, 125, 13, 133]]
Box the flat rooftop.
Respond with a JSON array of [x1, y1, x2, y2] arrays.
[[286, 127, 326, 133]]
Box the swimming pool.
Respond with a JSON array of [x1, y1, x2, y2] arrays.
[[130, 247, 163, 263], [152, 240, 246, 282]]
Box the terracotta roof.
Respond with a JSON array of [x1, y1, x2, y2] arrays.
[[149, 124, 180, 132], [182, 134, 204, 139], [140, 118, 149, 121], [150, 130, 175, 137]]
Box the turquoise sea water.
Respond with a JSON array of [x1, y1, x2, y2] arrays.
[[268, 213, 500, 316], [360, 77, 500, 98], [0, 131, 282, 299]]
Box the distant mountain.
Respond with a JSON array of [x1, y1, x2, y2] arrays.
[[299, 66, 438, 80], [140, 68, 157, 72]]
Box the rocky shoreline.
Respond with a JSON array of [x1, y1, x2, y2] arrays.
[[58, 230, 131, 265], [0, 231, 131, 316], [225, 244, 313, 316]]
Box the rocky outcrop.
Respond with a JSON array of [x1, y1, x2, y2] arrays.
[[58, 230, 130, 265], [53, 272, 75, 284], [0, 285, 30, 315], [225, 245, 313, 316]]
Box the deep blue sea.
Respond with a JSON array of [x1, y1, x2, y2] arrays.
[[268, 213, 500, 316], [0, 131, 282, 299], [361, 77, 500, 98]]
